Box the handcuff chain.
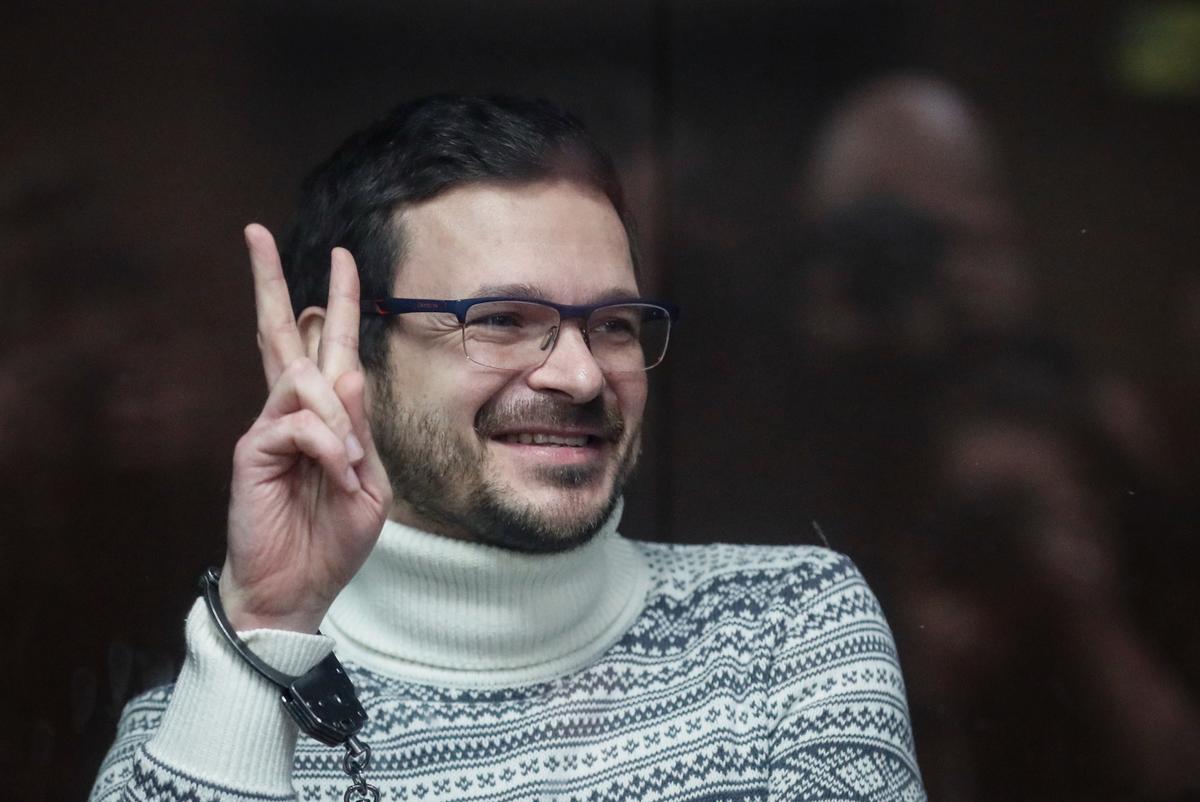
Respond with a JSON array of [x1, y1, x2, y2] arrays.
[[342, 736, 380, 802]]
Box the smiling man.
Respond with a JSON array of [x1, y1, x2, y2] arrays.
[[365, 181, 648, 552], [91, 95, 924, 802]]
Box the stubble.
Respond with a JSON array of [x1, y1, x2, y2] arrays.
[[368, 368, 640, 552]]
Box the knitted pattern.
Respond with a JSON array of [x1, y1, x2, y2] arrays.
[[91, 542, 924, 801]]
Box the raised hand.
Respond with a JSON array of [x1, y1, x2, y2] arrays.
[[219, 224, 392, 633]]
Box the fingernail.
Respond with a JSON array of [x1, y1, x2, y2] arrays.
[[345, 434, 365, 463], [343, 466, 361, 493]]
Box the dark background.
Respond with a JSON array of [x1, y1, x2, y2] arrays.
[[3, 1, 1199, 800]]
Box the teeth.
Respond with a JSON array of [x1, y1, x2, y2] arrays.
[[503, 433, 589, 447]]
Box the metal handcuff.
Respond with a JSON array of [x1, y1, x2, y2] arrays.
[[200, 568, 381, 802]]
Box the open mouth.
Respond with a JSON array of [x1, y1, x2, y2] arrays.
[[498, 432, 593, 447]]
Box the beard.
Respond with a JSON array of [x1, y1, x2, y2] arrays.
[[368, 369, 641, 553]]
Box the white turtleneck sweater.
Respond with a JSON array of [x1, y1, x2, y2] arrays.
[[322, 505, 648, 686], [90, 506, 924, 801]]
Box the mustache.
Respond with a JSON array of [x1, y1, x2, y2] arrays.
[[474, 396, 625, 441]]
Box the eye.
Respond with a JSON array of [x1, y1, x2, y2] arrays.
[[594, 318, 636, 334], [590, 308, 642, 339], [471, 311, 526, 328], [465, 299, 556, 329]]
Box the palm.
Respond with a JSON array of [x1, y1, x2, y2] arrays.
[[222, 224, 391, 633]]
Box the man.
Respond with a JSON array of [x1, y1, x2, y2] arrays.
[[90, 95, 924, 801]]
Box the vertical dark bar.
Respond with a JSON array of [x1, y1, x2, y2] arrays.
[[650, 0, 676, 542]]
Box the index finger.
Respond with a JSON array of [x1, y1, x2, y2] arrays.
[[319, 247, 363, 379], [245, 223, 305, 387]]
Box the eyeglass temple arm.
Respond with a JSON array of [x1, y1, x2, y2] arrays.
[[361, 299, 461, 317]]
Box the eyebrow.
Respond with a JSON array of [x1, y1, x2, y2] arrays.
[[467, 284, 642, 304]]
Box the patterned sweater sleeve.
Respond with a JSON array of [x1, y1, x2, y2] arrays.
[[766, 550, 926, 801], [89, 598, 334, 802]]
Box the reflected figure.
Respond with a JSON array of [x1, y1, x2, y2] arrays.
[[909, 365, 1200, 800], [798, 74, 1034, 361], [793, 74, 1200, 800]]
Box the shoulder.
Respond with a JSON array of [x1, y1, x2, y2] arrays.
[[89, 685, 175, 801], [633, 540, 873, 609], [112, 684, 175, 742], [624, 540, 887, 648]]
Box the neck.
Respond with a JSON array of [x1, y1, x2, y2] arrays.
[[322, 500, 651, 688]]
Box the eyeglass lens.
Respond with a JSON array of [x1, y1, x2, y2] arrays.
[[462, 301, 670, 372]]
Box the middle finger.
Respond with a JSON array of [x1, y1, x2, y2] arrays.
[[320, 247, 363, 380]]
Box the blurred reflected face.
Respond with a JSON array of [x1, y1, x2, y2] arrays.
[[368, 180, 647, 551]]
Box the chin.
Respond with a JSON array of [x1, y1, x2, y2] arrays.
[[469, 473, 622, 554]]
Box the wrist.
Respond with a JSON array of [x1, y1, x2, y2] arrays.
[[199, 569, 373, 759], [147, 599, 335, 793], [217, 567, 328, 634]]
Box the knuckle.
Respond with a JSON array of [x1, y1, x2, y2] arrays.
[[289, 412, 339, 459], [233, 431, 256, 461], [293, 410, 342, 448], [233, 418, 274, 460], [330, 285, 359, 302], [282, 356, 317, 381], [291, 408, 324, 431], [325, 333, 360, 351], [263, 318, 298, 339]]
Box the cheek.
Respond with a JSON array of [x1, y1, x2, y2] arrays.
[[611, 374, 648, 424], [433, 367, 520, 430], [385, 336, 501, 415]]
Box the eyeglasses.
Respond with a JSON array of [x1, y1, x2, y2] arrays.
[[362, 296, 679, 373]]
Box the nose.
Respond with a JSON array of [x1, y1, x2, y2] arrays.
[[526, 321, 604, 403]]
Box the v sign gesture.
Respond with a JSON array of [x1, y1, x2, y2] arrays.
[[220, 224, 392, 634]]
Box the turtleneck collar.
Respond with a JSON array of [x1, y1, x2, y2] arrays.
[[322, 500, 650, 688]]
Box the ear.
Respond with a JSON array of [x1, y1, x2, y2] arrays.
[[297, 306, 326, 362]]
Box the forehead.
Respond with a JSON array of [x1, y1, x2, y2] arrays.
[[393, 180, 637, 302]]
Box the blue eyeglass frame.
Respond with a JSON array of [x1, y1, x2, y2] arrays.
[[361, 296, 681, 323]]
